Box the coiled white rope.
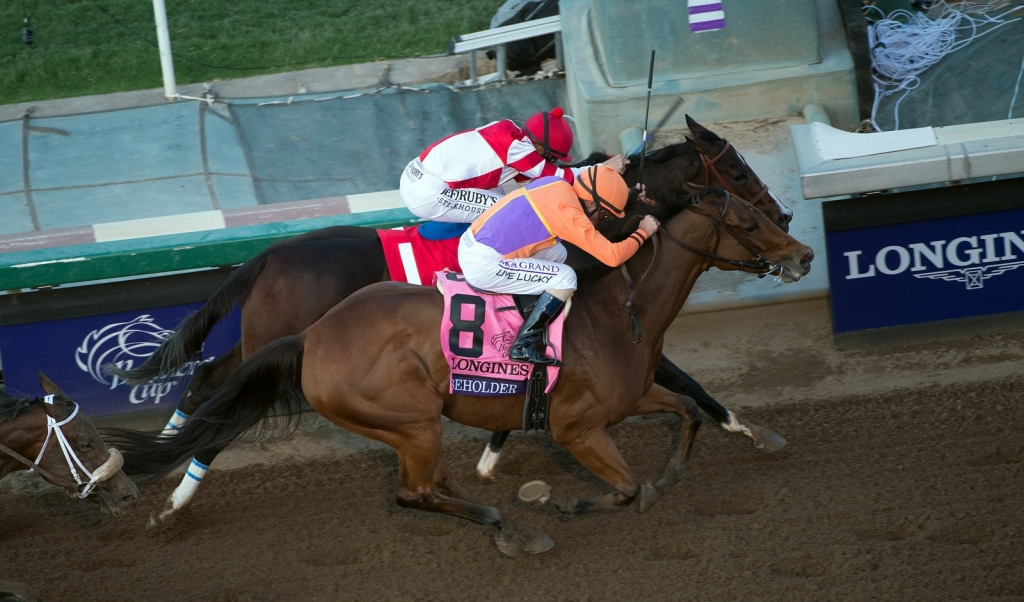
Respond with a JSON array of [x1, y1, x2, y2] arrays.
[[868, 3, 1024, 130]]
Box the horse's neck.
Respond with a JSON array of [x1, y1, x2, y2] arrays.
[[631, 214, 714, 338], [577, 211, 712, 351]]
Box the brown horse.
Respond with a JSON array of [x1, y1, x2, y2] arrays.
[[111, 186, 813, 556], [0, 374, 138, 515], [109, 118, 793, 522]]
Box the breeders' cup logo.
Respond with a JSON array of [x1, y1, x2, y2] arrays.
[[75, 315, 211, 405], [490, 331, 516, 358], [843, 229, 1024, 290]]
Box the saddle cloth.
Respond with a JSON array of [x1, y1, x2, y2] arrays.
[[435, 270, 564, 397], [377, 224, 465, 285]]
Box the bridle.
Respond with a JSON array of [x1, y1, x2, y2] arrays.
[[700, 140, 770, 206], [618, 191, 783, 344], [0, 395, 123, 498]]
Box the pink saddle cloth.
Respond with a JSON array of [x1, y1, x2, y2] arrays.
[[435, 270, 564, 397]]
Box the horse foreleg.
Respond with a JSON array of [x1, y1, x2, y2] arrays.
[[533, 426, 639, 517], [395, 434, 552, 558], [629, 385, 702, 512], [654, 355, 786, 452]]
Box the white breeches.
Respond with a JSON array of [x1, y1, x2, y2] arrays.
[[458, 229, 577, 295]]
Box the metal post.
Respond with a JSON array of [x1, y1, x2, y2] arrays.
[[152, 0, 178, 100], [554, 32, 563, 71], [470, 49, 478, 84], [497, 44, 507, 81]]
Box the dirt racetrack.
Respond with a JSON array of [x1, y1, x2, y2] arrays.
[[2, 300, 1024, 601]]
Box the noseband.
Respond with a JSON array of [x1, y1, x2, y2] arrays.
[[701, 140, 770, 206], [0, 395, 123, 497]]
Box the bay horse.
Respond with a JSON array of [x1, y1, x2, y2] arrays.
[[110, 185, 813, 556], [0, 374, 138, 515], [109, 116, 793, 524]]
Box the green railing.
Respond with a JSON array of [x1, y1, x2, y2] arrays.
[[0, 208, 417, 291]]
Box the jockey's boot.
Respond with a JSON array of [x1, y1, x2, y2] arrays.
[[510, 292, 565, 366]]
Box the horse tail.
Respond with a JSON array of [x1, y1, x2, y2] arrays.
[[105, 250, 273, 386], [106, 335, 306, 484]]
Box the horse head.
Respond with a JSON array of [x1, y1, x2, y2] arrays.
[[672, 184, 812, 283], [683, 115, 795, 233], [33, 373, 139, 515]]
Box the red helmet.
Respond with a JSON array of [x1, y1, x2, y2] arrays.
[[524, 107, 573, 162]]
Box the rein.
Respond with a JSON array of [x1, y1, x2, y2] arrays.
[[0, 395, 124, 498], [0, 441, 79, 490], [620, 235, 659, 345], [617, 191, 782, 343], [661, 192, 781, 274]]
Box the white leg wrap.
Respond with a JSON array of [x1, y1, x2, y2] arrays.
[[161, 409, 189, 437], [169, 458, 208, 511], [476, 446, 501, 479]]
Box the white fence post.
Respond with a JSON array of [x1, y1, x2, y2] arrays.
[[152, 0, 178, 100]]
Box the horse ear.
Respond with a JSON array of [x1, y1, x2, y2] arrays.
[[685, 114, 709, 134], [685, 133, 718, 156], [681, 182, 703, 198], [38, 372, 67, 398]]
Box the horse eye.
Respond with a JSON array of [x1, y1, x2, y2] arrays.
[[79, 439, 93, 450], [745, 223, 759, 233]]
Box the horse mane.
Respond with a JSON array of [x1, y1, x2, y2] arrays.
[[0, 389, 34, 424]]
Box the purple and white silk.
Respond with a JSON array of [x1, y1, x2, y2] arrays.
[[688, 0, 726, 33]]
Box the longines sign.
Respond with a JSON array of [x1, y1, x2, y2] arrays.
[[0, 303, 240, 415], [824, 180, 1024, 333]]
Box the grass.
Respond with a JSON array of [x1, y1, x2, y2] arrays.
[[0, 0, 504, 106]]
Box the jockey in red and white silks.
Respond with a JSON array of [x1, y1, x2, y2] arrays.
[[400, 108, 628, 223]]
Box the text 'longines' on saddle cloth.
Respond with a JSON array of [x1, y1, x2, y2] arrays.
[[435, 271, 564, 397], [377, 224, 464, 285]]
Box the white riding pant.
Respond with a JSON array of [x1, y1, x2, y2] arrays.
[[458, 229, 577, 296], [400, 159, 504, 223]]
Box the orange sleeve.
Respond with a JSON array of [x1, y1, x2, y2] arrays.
[[546, 199, 647, 267]]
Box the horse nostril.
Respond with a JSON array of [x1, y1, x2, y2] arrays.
[[800, 252, 814, 268]]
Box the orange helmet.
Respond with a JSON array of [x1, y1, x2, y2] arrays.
[[524, 107, 574, 162], [573, 165, 629, 218]]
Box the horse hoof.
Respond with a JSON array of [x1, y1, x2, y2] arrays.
[[523, 532, 555, 555], [638, 481, 660, 513], [755, 429, 787, 453], [518, 480, 552, 505], [495, 531, 524, 559]]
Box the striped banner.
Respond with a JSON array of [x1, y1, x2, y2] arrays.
[[688, 0, 726, 33]]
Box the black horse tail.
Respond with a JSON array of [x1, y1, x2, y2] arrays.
[[106, 335, 306, 484], [105, 251, 273, 386]]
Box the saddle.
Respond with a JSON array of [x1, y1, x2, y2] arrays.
[[435, 271, 566, 432]]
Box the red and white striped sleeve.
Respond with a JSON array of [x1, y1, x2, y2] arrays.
[[506, 137, 575, 185]]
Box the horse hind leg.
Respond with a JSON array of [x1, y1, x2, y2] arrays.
[[629, 385, 703, 513]]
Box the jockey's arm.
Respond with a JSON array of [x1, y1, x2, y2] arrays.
[[547, 202, 648, 268]]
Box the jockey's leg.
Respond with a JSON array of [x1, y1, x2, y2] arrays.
[[399, 159, 502, 223], [459, 231, 577, 366]]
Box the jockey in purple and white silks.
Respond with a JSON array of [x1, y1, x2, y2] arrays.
[[458, 165, 660, 365]]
